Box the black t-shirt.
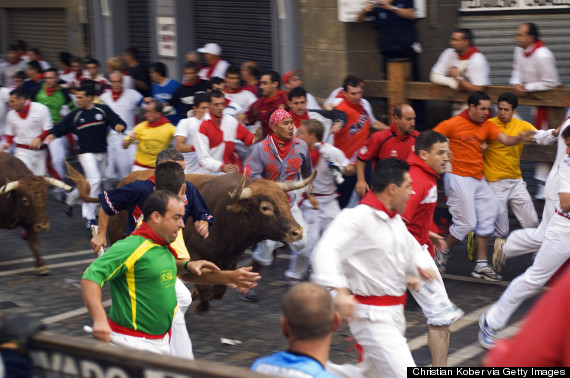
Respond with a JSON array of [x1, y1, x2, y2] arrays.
[[127, 63, 151, 97], [169, 79, 209, 117], [368, 0, 416, 53]]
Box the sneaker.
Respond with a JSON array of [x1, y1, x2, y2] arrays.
[[471, 265, 502, 281], [85, 219, 97, 231], [466, 232, 477, 262], [63, 203, 73, 217], [238, 288, 258, 302], [478, 313, 497, 349], [493, 237, 506, 273], [434, 250, 449, 274]]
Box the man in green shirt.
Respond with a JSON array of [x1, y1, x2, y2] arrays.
[[81, 190, 218, 354], [33, 67, 75, 184]]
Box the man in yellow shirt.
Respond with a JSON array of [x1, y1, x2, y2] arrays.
[[123, 100, 176, 171], [483, 92, 558, 251]]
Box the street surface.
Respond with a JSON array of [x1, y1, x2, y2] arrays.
[[0, 195, 542, 368]]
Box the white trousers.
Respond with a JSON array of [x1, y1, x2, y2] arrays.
[[285, 195, 340, 280], [487, 178, 539, 238], [409, 247, 459, 326], [78, 152, 106, 220], [170, 278, 194, 360], [106, 133, 135, 181], [444, 173, 499, 240], [111, 331, 170, 355], [503, 198, 556, 258], [253, 202, 308, 266], [326, 304, 414, 378], [48, 137, 68, 179], [487, 212, 570, 331], [14, 147, 46, 176]]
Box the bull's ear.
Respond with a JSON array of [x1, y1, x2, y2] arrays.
[[226, 203, 246, 213]]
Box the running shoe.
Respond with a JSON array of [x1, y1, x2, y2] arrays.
[[471, 265, 502, 282], [493, 237, 506, 273], [435, 250, 449, 274], [466, 231, 477, 262], [478, 312, 497, 349]]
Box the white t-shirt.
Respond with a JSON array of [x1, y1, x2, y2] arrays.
[[431, 48, 490, 88], [6, 102, 53, 145]]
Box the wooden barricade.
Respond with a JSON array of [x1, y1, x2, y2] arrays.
[[365, 61, 570, 131], [28, 331, 274, 378]]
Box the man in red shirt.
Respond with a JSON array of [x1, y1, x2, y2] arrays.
[[246, 71, 289, 137], [401, 130, 463, 367], [355, 103, 419, 198]]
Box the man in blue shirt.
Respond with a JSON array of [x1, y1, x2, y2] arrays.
[[357, 0, 418, 80], [251, 282, 340, 377], [150, 62, 180, 104]]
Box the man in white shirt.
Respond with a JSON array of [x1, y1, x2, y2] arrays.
[[197, 43, 230, 81], [510, 22, 561, 199], [224, 65, 257, 112], [430, 28, 490, 115], [100, 71, 144, 181], [174, 92, 210, 174], [312, 158, 437, 378], [194, 90, 262, 174], [1, 88, 52, 175]]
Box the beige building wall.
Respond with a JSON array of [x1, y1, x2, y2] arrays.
[[299, 0, 458, 99]]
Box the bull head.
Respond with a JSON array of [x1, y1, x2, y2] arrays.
[[228, 170, 317, 201]]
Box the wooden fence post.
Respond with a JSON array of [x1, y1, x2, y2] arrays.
[[386, 59, 411, 123]]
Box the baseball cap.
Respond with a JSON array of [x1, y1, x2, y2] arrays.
[[197, 43, 222, 56]]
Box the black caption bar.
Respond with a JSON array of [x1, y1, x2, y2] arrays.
[[408, 368, 568, 377]]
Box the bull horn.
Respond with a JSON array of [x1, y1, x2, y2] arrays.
[[44, 177, 73, 192], [0, 181, 19, 195], [229, 170, 253, 200], [276, 170, 317, 192]]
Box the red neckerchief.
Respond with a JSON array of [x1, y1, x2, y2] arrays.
[[309, 147, 320, 167], [183, 77, 202, 87], [7, 57, 22, 65], [458, 46, 479, 60], [131, 222, 178, 258], [205, 59, 221, 79], [359, 191, 398, 218], [225, 98, 231, 107], [524, 41, 545, 58], [18, 101, 31, 119], [148, 116, 170, 128], [31, 74, 44, 83], [61, 68, 72, 75], [291, 111, 310, 128], [44, 84, 58, 97], [122, 70, 129, 76], [271, 134, 293, 160], [458, 109, 490, 123], [390, 122, 412, 141], [75, 70, 83, 80], [112, 90, 123, 102], [340, 93, 366, 115], [225, 86, 242, 94]]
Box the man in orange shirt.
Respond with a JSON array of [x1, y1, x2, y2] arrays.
[[433, 91, 533, 281]]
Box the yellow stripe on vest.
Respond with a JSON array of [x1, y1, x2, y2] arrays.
[[125, 239, 156, 330]]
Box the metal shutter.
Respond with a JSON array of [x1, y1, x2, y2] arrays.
[[127, 0, 152, 64], [5, 8, 67, 67], [459, 15, 570, 88], [194, 0, 274, 71]]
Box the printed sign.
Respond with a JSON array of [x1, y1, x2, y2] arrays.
[[156, 17, 177, 57]]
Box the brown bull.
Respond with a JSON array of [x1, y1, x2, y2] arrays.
[[69, 164, 315, 312], [0, 152, 71, 275]]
